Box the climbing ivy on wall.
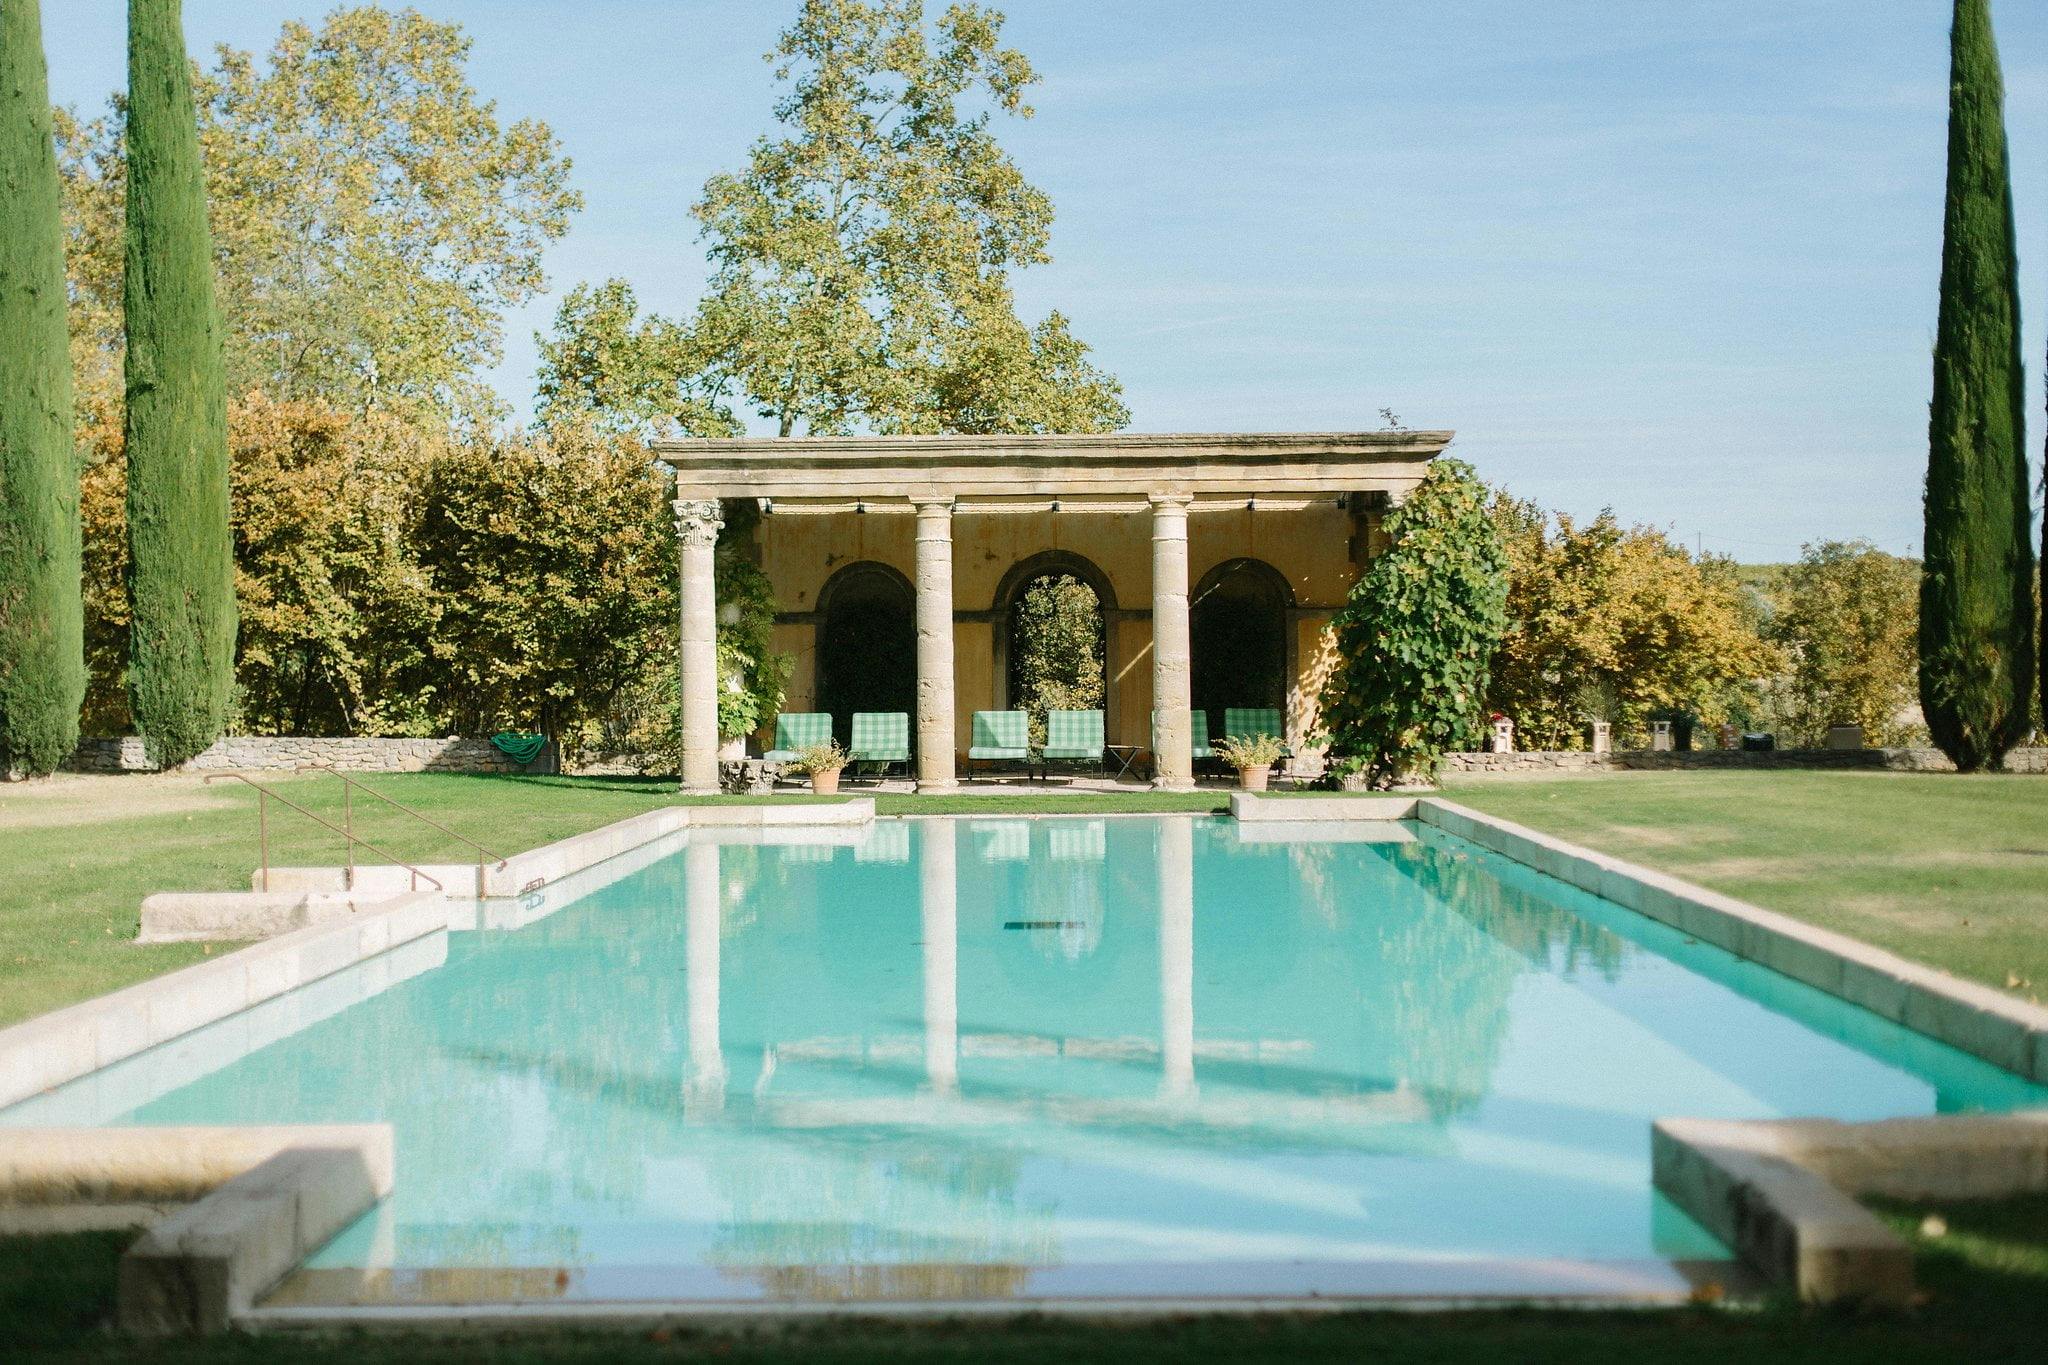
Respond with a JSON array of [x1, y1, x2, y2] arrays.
[[1319, 458, 1508, 787]]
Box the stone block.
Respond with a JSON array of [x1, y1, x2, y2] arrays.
[[145, 962, 251, 1048], [116, 1129, 392, 1335]]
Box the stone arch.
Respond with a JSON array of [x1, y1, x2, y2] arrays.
[[990, 550, 1115, 736], [815, 560, 917, 747], [1190, 557, 1295, 744]]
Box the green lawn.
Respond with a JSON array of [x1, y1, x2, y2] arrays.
[[6, 1194, 2046, 1362], [1440, 770, 2048, 997], [0, 773, 701, 1027]]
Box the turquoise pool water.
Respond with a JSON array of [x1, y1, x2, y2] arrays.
[[10, 815, 2044, 1305]]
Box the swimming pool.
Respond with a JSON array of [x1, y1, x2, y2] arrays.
[[8, 815, 2043, 1307]]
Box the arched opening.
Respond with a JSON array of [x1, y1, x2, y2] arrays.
[[1191, 557, 1293, 744], [816, 561, 916, 748], [992, 551, 1113, 742]]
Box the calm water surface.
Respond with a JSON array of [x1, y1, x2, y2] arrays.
[[10, 816, 2043, 1303]]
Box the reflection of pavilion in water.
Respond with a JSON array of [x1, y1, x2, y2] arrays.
[[684, 818, 1444, 1129], [683, 816, 1466, 1295]]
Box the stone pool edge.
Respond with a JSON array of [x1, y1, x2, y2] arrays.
[[0, 800, 871, 1335], [1234, 790, 2048, 1305], [0, 799, 875, 1111]]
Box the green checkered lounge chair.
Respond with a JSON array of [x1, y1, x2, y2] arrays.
[[1224, 707, 1293, 758], [848, 711, 910, 777], [762, 712, 832, 766], [1041, 709, 1105, 770], [968, 710, 1032, 779]]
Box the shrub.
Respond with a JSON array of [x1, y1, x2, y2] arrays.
[[787, 739, 846, 776], [1214, 733, 1285, 771], [1320, 458, 1507, 786]]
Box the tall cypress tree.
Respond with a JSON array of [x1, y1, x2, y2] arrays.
[[0, 0, 84, 777], [125, 0, 235, 766], [1920, 0, 2033, 772]]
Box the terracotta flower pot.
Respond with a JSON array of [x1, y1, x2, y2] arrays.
[[809, 769, 842, 795], [1237, 766, 1269, 792]]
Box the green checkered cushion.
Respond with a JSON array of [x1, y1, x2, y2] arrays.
[[1152, 710, 1214, 759], [968, 710, 1030, 759], [849, 711, 909, 762], [763, 711, 832, 762], [1224, 707, 1291, 756], [1041, 709, 1104, 760]]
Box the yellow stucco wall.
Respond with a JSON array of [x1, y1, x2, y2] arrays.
[[759, 504, 1366, 763]]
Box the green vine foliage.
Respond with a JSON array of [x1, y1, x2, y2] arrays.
[[1320, 458, 1508, 787], [714, 539, 790, 741]]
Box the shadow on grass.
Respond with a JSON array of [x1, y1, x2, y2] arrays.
[[9, 1198, 2047, 1362]]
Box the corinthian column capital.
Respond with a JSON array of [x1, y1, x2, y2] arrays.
[[673, 498, 724, 547]]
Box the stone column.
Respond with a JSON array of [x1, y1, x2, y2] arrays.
[[675, 496, 724, 794], [920, 820, 959, 1095], [914, 498, 958, 792], [1158, 815, 1196, 1100], [1150, 494, 1195, 791], [684, 839, 725, 1115]]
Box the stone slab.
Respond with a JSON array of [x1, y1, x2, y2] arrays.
[[139, 891, 397, 944], [1653, 1112, 2048, 1305], [1229, 793, 1417, 822], [0, 1124, 389, 1227], [118, 1127, 392, 1335], [0, 893, 443, 1111]]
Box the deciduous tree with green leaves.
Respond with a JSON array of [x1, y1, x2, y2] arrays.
[[0, 0, 84, 776], [685, 0, 1126, 436], [1484, 495, 1782, 748], [533, 279, 736, 439], [124, 0, 236, 767], [1010, 574, 1104, 741], [63, 4, 580, 423], [1769, 541, 1921, 747], [1920, 0, 2034, 771], [1321, 459, 1508, 787]]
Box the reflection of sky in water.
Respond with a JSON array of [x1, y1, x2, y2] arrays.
[[8, 815, 2045, 1301]]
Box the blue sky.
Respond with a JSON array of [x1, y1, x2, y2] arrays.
[[40, 1, 2048, 559]]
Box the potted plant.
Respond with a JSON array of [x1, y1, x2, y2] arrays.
[[789, 740, 848, 795], [1214, 733, 1286, 792]]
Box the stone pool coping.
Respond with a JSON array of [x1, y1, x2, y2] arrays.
[[1651, 1112, 2048, 1305], [1236, 790, 2048, 1304], [1, 802, 874, 1113]]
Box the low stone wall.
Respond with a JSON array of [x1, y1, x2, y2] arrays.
[[65, 735, 554, 775], [1444, 746, 2048, 775]]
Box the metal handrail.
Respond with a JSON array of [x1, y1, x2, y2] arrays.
[[204, 773, 445, 895], [318, 768, 509, 900]]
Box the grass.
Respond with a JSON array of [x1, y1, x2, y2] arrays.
[[7, 1195, 2047, 1361], [1440, 770, 2048, 997]]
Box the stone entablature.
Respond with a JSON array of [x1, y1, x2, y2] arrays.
[[654, 430, 1451, 505]]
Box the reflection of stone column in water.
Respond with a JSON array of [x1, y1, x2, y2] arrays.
[[921, 819, 959, 1095], [685, 839, 726, 1114], [1157, 816, 1196, 1099]]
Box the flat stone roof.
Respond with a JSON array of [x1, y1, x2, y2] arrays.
[[653, 431, 1453, 504]]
